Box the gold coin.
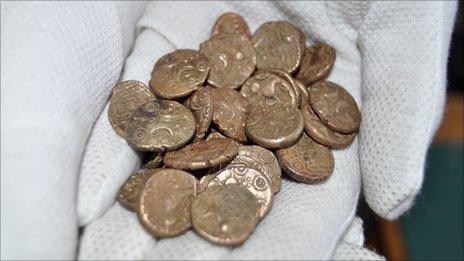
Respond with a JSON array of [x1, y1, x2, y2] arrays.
[[149, 49, 209, 99], [260, 68, 301, 108], [241, 71, 298, 108], [294, 79, 309, 103], [211, 12, 251, 39], [184, 86, 213, 141], [108, 80, 155, 138], [210, 88, 248, 142], [141, 153, 164, 169], [276, 132, 334, 184], [228, 145, 281, 193], [295, 44, 336, 85], [246, 103, 303, 149], [137, 169, 198, 238], [191, 184, 260, 246], [125, 100, 195, 152], [252, 21, 304, 73], [118, 169, 159, 211], [163, 138, 239, 170], [301, 97, 355, 149], [207, 167, 273, 218], [200, 34, 256, 89], [309, 81, 361, 134]]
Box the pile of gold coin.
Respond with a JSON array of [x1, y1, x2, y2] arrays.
[[109, 12, 361, 246]]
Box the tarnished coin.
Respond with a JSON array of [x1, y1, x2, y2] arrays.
[[208, 167, 273, 218], [261, 68, 300, 108], [210, 88, 248, 142], [295, 44, 336, 85], [118, 169, 158, 211], [191, 184, 260, 246], [294, 79, 309, 102], [137, 169, 198, 238], [108, 80, 155, 138], [211, 12, 251, 39], [301, 98, 355, 148], [164, 138, 239, 170], [205, 129, 226, 141], [246, 103, 303, 149], [276, 133, 334, 184], [149, 49, 209, 99], [184, 86, 213, 140], [252, 21, 304, 73], [228, 145, 281, 193], [125, 100, 196, 152], [309, 81, 361, 134], [141, 153, 164, 169], [200, 34, 256, 89], [241, 72, 298, 107]]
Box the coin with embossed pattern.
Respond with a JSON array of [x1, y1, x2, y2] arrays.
[[164, 138, 239, 170], [252, 21, 304, 73], [149, 49, 209, 99], [295, 44, 336, 85], [301, 97, 355, 148], [200, 34, 256, 89], [309, 81, 361, 134], [184, 86, 213, 140], [125, 100, 195, 152], [211, 88, 249, 142], [205, 129, 226, 141], [108, 80, 155, 138], [241, 71, 298, 108], [117, 169, 159, 211], [261, 68, 301, 108], [191, 184, 260, 246], [228, 145, 281, 193], [207, 167, 273, 218], [211, 12, 251, 39], [137, 169, 198, 238], [276, 132, 334, 183], [246, 103, 303, 149]]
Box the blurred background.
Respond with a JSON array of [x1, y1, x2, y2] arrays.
[[359, 2, 463, 260]]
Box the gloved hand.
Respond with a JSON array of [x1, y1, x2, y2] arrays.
[[1, 1, 457, 260]]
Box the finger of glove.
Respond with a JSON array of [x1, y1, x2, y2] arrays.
[[1, 2, 143, 259], [77, 29, 175, 226], [332, 242, 385, 261], [134, 2, 363, 260], [357, 1, 458, 220], [78, 203, 156, 260]]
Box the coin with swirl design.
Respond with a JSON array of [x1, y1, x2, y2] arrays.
[[211, 12, 251, 39], [149, 49, 209, 99], [211, 88, 249, 142], [163, 138, 239, 170], [228, 145, 281, 193], [184, 86, 213, 140], [276, 132, 334, 184], [137, 169, 198, 238], [295, 44, 336, 85], [241, 71, 297, 108], [191, 184, 260, 246], [309, 81, 361, 134], [108, 80, 155, 138], [252, 21, 304, 73], [260, 68, 301, 108], [200, 34, 256, 89], [125, 100, 195, 152], [117, 169, 159, 211], [207, 167, 273, 218], [246, 103, 303, 149]]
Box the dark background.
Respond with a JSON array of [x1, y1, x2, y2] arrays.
[[360, 3, 463, 260]]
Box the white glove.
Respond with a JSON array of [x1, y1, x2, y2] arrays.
[[1, 1, 457, 260]]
